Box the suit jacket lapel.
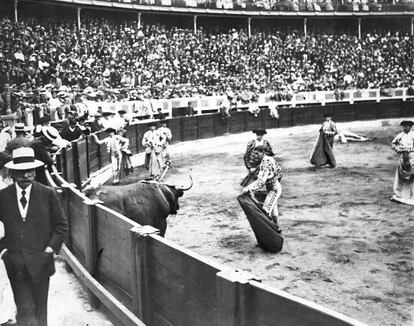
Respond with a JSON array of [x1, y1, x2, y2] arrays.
[[25, 182, 39, 223], [6, 183, 21, 221]]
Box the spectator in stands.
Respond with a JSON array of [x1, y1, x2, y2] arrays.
[[60, 117, 84, 142], [0, 126, 12, 152], [90, 112, 104, 133], [31, 126, 58, 185], [0, 151, 12, 189], [0, 15, 413, 106], [5, 123, 31, 154]]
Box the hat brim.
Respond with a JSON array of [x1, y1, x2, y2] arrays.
[[400, 121, 414, 126], [105, 128, 116, 133], [5, 159, 44, 170], [253, 129, 267, 135]]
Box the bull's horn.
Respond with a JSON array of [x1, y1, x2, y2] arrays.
[[175, 175, 193, 191]]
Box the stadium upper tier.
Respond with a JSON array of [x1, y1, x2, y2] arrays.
[[0, 16, 413, 100], [29, 0, 414, 13]]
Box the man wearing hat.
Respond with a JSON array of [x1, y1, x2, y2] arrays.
[[5, 123, 31, 154], [242, 129, 274, 187], [391, 120, 414, 205], [142, 122, 166, 179], [93, 127, 129, 185], [158, 120, 172, 164], [31, 127, 58, 185], [0, 147, 68, 326], [90, 112, 104, 133], [101, 108, 115, 130], [242, 145, 283, 231]]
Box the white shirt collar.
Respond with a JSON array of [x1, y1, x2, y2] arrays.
[[15, 183, 33, 196], [15, 183, 33, 219]]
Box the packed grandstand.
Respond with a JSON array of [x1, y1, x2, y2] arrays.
[[0, 0, 413, 120]]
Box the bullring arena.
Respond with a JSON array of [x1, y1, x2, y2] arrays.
[[0, 0, 414, 325], [162, 118, 414, 326]]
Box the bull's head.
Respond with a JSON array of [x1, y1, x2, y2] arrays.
[[158, 175, 193, 214]]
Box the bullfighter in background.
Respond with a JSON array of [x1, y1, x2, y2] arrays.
[[241, 129, 274, 187], [157, 120, 172, 164], [391, 120, 414, 205], [142, 122, 166, 180], [310, 113, 337, 168]]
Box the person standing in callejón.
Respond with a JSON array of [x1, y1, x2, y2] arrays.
[[310, 113, 337, 168], [0, 147, 68, 326], [391, 120, 414, 205], [241, 129, 274, 187], [157, 120, 172, 164], [93, 127, 129, 185]]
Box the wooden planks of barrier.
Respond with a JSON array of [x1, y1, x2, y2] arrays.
[[167, 117, 182, 143], [87, 135, 101, 173], [77, 140, 89, 181], [239, 280, 367, 326], [140, 235, 226, 326], [94, 204, 140, 308], [213, 114, 229, 136], [181, 116, 198, 141], [229, 111, 247, 133], [197, 114, 215, 139], [125, 124, 139, 155], [245, 111, 263, 131], [61, 244, 145, 326]]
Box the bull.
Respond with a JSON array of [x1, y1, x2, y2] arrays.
[[84, 177, 192, 236]]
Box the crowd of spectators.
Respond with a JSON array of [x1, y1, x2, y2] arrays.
[[0, 14, 413, 121], [103, 0, 414, 12]]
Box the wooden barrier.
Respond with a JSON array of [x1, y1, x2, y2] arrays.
[[130, 231, 226, 326], [77, 140, 89, 182], [87, 135, 101, 174], [94, 204, 138, 307], [196, 114, 214, 139], [238, 280, 367, 326]]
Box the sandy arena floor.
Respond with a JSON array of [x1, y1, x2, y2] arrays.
[[122, 117, 414, 326], [49, 258, 113, 325]]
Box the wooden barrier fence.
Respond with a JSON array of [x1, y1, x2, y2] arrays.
[[48, 99, 413, 325]]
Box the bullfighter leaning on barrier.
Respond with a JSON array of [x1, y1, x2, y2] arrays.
[[0, 147, 68, 326], [242, 146, 283, 232]]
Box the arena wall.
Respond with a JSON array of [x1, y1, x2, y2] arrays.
[[50, 99, 413, 326]]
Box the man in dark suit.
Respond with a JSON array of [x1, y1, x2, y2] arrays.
[[0, 147, 68, 326]]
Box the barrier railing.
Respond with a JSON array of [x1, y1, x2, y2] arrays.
[[47, 99, 414, 325], [78, 87, 414, 118]]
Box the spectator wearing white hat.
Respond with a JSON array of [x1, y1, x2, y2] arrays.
[[30, 126, 60, 185], [0, 147, 67, 326], [5, 123, 31, 154]]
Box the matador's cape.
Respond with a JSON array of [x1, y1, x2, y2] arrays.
[[238, 193, 283, 253]]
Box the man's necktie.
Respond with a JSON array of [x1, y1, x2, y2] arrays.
[[20, 190, 27, 209]]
